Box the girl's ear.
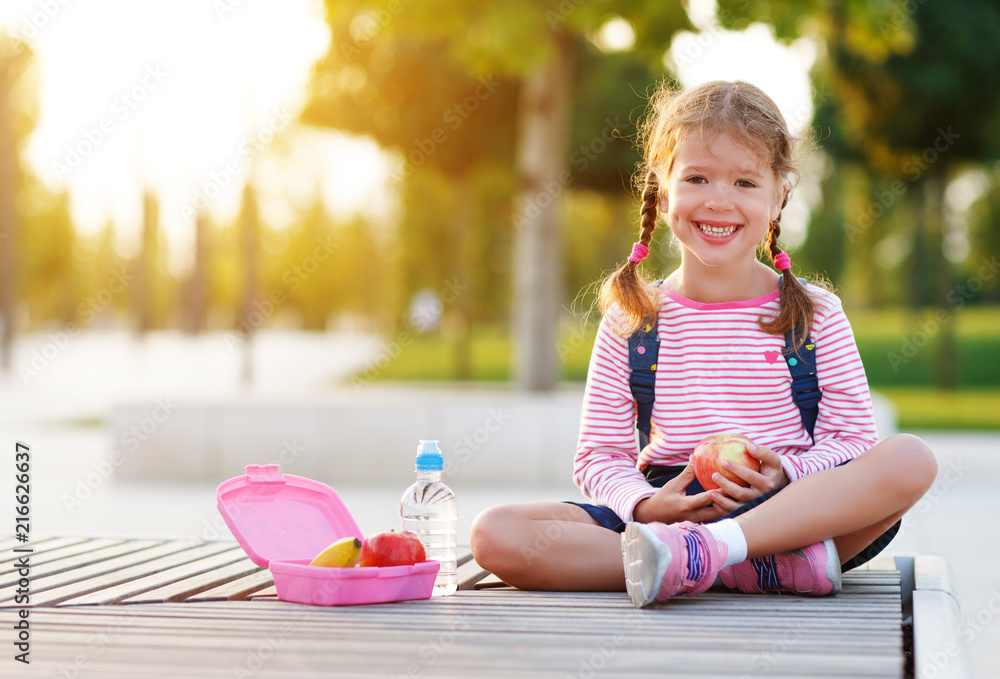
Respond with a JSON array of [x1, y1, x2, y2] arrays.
[[771, 186, 788, 221], [657, 193, 669, 215]]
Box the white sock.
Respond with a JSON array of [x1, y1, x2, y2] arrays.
[[707, 519, 748, 569]]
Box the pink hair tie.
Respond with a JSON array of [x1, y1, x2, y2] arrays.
[[627, 242, 649, 264], [773, 252, 791, 271]]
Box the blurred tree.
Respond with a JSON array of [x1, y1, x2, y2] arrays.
[[20, 188, 76, 323], [238, 182, 260, 383], [0, 36, 40, 369], [81, 221, 128, 328], [272, 196, 338, 330], [303, 1, 691, 390], [966, 166, 1000, 303], [720, 0, 1000, 389], [181, 211, 209, 333], [135, 190, 159, 333], [564, 40, 664, 311]]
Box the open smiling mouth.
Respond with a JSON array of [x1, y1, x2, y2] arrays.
[[695, 222, 741, 237]]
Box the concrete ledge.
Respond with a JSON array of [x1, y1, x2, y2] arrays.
[[111, 385, 585, 486], [110, 385, 898, 485], [912, 555, 973, 679]]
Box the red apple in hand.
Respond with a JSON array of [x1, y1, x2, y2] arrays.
[[690, 434, 760, 491], [358, 530, 426, 567]]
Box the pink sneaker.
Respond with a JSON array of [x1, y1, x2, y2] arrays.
[[622, 521, 728, 608], [719, 538, 841, 596]]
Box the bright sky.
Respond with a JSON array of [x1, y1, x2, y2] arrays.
[[0, 0, 390, 274], [0, 0, 817, 274]]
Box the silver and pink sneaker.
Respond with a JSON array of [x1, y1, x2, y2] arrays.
[[622, 521, 729, 608]]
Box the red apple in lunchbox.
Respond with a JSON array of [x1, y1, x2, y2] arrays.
[[358, 530, 426, 568], [690, 434, 761, 491]]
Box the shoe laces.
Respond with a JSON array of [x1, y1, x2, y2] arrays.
[[683, 531, 705, 584], [753, 554, 780, 591]]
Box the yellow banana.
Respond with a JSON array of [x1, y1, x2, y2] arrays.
[[309, 536, 362, 567]]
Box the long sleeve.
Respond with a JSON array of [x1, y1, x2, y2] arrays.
[[572, 312, 656, 522], [778, 292, 879, 481]]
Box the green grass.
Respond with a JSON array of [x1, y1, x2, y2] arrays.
[[369, 326, 513, 382], [878, 388, 1000, 430], [355, 306, 1000, 429], [850, 306, 1000, 387]]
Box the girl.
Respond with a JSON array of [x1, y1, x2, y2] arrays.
[[470, 80, 938, 607]]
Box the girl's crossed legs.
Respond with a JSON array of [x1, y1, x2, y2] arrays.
[[470, 433, 938, 592]]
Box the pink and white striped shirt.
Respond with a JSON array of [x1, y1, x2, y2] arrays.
[[573, 283, 879, 522]]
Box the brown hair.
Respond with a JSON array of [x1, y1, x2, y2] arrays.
[[599, 79, 816, 350]]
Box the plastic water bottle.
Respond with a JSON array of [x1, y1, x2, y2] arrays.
[[400, 440, 458, 596]]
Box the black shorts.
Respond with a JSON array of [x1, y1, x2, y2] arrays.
[[565, 462, 900, 572]]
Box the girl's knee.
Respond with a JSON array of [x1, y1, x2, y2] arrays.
[[878, 433, 938, 497], [470, 505, 521, 571]]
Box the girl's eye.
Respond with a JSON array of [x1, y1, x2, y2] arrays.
[[736, 179, 757, 188], [687, 176, 707, 184]]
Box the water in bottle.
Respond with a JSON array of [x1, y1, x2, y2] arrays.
[[400, 440, 458, 596]]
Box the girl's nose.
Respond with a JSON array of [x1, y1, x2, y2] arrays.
[[705, 185, 734, 210]]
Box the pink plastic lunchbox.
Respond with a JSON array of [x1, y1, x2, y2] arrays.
[[216, 464, 440, 606]]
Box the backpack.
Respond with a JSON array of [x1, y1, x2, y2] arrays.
[[628, 278, 821, 450]]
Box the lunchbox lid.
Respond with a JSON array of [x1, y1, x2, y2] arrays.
[[216, 464, 363, 567]]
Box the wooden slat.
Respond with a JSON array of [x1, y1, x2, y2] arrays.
[[0, 535, 66, 553], [455, 548, 474, 567], [120, 559, 265, 604], [185, 568, 274, 602], [0, 539, 162, 587], [246, 584, 278, 600], [456, 557, 490, 590], [17, 582, 904, 679], [54, 543, 246, 606], [473, 573, 509, 589], [0, 536, 94, 567], [0, 540, 195, 606]]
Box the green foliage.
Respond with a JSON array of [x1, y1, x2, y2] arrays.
[[879, 388, 1000, 430], [567, 41, 658, 193], [301, 1, 692, 347], [966, 165, 1000, 303], [19, 187, 77, 323], [303, 4, 521, 177]]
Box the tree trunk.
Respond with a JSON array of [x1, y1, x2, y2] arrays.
[[451, 173, 471, 381], [512, 35, 573, 392], [925, 169, 957, 389], [239, 183, 259, 385], [135, 190, 158, 334], [906, 178, 933, 310], [185, 211, 208, 333], [0, 62, 15, 371]]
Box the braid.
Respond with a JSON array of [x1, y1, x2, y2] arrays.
[[637, 172, 658, 248], [597, 172, 662, 335], [766, 217, 783, 264], [758, 192, 816, 351]]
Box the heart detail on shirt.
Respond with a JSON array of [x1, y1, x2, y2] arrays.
[[764, 350, 780, 364]]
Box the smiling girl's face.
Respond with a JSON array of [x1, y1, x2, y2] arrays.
[[659, 132, 786, 273]]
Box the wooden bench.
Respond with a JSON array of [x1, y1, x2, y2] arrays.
[[0, 536, 970, 678]]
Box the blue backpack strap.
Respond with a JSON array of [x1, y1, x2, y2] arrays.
[[781, 277, 821, 440], [628, 281, 662, 451]]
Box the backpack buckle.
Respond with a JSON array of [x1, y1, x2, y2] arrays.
[[791, 374, 821, 409]]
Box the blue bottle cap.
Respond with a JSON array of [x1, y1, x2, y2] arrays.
[[415, 439, 443, 471]]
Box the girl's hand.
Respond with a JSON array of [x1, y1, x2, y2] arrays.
[[707, 442, 790, 514], [632, 465, 726, 524]]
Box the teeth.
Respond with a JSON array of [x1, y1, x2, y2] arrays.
[[697, 223, 737, 237]]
